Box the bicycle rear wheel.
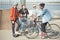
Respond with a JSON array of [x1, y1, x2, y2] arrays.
[[47, 24, 60, 39], [25, 21, 39, 39]]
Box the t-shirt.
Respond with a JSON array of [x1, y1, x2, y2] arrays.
[[19, 8, 29, 18]]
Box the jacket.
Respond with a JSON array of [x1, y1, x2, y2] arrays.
[[10, 7, 18, 21]]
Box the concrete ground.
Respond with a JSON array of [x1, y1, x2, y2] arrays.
[[0, 30, 60, 40]]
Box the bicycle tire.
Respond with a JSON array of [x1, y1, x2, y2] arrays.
[[24, 21, 39, 39], [47, 24, 60, 39]]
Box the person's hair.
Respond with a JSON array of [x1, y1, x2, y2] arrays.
[[21, 4, 25, 7], [39, 3, 45, 7], [14, 3, 18, 6]]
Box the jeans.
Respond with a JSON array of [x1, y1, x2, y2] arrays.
[[19, 17, 28, 31], [11, 19, 21, 34]]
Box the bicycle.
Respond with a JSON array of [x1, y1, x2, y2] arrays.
[[24, 17, 60, 39]]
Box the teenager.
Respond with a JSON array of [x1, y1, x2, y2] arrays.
[[10, 3, 21, 37]]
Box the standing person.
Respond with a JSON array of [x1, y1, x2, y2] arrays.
[[10, 3, 21, 37], [37, 3, 52, 38]]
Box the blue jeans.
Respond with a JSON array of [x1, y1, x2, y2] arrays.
[[19, 17, 28, 31], [11, 19, 21, 34]]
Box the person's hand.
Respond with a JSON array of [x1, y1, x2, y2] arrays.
[[18, 17, 21, 21], [23, 14, 26, 16], [11, 21, 14, 23]]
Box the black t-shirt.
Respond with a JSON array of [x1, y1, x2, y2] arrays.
[[19, 8, 29, 18]]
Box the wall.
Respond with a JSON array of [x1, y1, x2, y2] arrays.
[[0, 10, 11, 30], [0, 10, 18, 30], [0, 10, 2, 29]]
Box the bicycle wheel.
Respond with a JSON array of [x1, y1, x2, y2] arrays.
[[47, 24, 60, 39], [25, 21, 39, 39]]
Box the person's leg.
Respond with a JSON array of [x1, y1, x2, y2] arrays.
[[21, 17, 26, 31], [11, 22, 15, 34], [16, 17, 25, 32], [16, 22, 21, 31], [41, 22, 48, 38], [15, 19, 21, 34], [39, 27, 41, 35], [41, 23, 47, 33], [11, 21, 20, 37]]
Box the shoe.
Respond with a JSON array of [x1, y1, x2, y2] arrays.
[[41, 36, 45, 39], [41, 32, 48, 39], [15, 31, 20, 34], [41, 35, 48, 39], [41, 34, 48, 39], [13, 34, 20, 38]]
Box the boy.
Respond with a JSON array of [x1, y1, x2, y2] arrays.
[[38, 3, 52, 38]]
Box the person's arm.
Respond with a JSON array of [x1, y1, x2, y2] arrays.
[[19, 9, 22, 14], [17, 13, 22, 18], [10, 8, 15, 23], [18, 9, 23, 17], [37, 9, 47, 17], [10, 8, 13, 18], [26, 9, 29, 14], [25, 9, 29, 18]]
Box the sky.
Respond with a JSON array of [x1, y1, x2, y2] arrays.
[[26, 0, 60, 2], [0, 0, 60, 2]]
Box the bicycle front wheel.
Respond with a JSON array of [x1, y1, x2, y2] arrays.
[[47, 24, 60, 39], [25, 21, 39, 39]]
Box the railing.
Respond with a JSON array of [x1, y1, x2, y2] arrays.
[[52, 18, 60, 20]]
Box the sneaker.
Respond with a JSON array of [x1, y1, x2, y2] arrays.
[[41, 35, 48, 39], [41, 36, 46, 39], [13, 34, 19, 38], [15, 31, 20, 35], [41, 33, 47, 39]]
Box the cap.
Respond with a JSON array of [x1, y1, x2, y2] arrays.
[[39, 3, 45, 6]]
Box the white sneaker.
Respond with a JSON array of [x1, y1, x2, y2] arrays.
[[15, 31, 20, 34]]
